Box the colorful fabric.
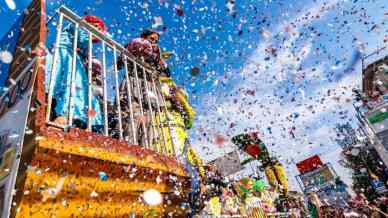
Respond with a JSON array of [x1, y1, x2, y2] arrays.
[[253, 180, 265, 192], [246, 207, 267, 218], [45, 25, 103, 126], [307, 202, 319, 218], [223, 195, 240, 215], [259, 190, 277, 214], [264, 164, 288, 196]]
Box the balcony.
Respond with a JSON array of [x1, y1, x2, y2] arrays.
[[45, 7, 177, 156]]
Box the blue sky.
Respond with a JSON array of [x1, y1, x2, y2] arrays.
[[0, 0, 387, 190]]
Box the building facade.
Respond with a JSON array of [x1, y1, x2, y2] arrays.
[[353, 46, 388, 168]]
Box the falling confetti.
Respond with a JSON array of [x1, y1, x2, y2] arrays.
[[152, 16, 163, 28], [214, 134, 226, 147], [87, 109, 97, 118], [174, 5, 184, 17], [191, 67, 200, 76], [143, 189, 162, 206], [4, 0, 16, 10], [90, 190, 99, 198], [0, 50, 13, 64], [98, 171, 108, 181]]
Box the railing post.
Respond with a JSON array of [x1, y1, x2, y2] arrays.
[[101, 42, 108, 136], [87, 32, 93, 131], [151, 77, 168, 155], [46, 13, 63, 122], [113, 47, 123, 139], [156, 81, 176, 157], [133, 63, 149, 148], [67, 23, 79, 127], [123, 57, 136, 144], [142, 68, 159, 152]]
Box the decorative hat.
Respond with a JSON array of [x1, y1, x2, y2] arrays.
[[84, 15, 107, 32]]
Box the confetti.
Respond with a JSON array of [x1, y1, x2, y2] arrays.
[[143, 189, 162, 206], [175, 5, 184, 17], [152, 16, 163, 28], [5, 0, 16, 10], [191, 67, 200, 76], [0, 50, 13, 64], [87, 109, 97, 118]]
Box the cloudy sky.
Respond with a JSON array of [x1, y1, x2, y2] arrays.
[[0, 0, 387, 190]]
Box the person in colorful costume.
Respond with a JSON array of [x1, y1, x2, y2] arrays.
[[117, 29, 169, 146], [221, 186, 241, 216], [307, 192, 323, 218], [200, 164, 227, 216], [45, 16, 106, 130], [124, 29, 170, 76], [232, 132, 289, 197], [236, 178, 269, 218], [158, 76, 204, 217]]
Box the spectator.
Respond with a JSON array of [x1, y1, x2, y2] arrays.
[[307, 192, 323, 218]]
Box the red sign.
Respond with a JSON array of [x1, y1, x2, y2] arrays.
[[296, 155, 323, 174]]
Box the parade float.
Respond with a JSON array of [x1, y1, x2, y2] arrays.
[[0, 0, 196, 217]]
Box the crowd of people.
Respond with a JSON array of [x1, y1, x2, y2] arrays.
[[190, 166, 388, 218], [190, 165, 300, 217]]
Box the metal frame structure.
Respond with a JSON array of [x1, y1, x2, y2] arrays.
[[45, 6, 176, 156]]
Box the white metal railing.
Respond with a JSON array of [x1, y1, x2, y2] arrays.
[[45, 6, 175, 156]]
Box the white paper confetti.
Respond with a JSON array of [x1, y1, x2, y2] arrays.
[[143, 189, 162, 206], [5, 0, 16, 10], [0, 50, 13, 64]]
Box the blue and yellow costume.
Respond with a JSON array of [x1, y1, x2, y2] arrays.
[[45, 25, 103, 127]]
